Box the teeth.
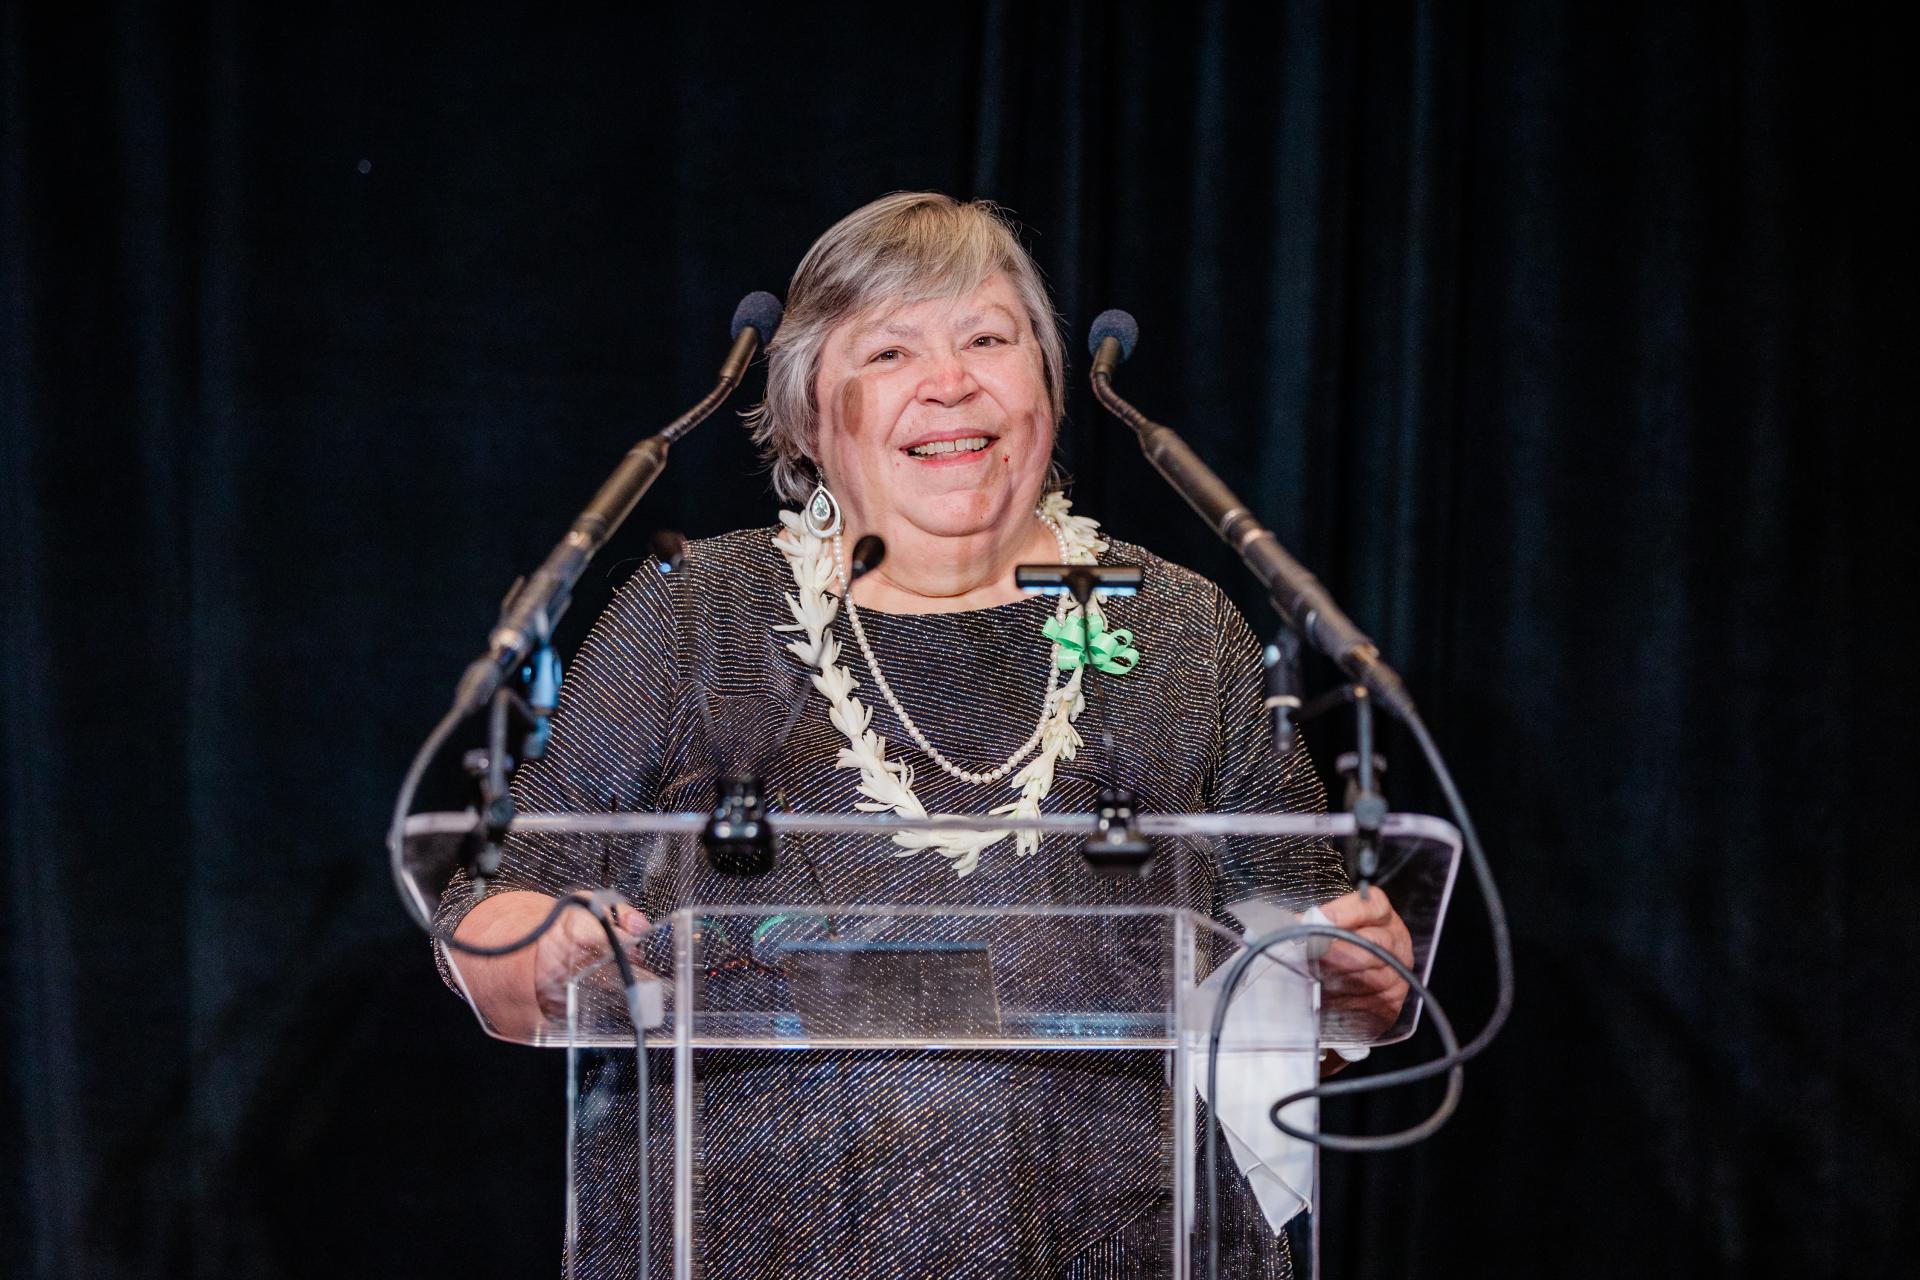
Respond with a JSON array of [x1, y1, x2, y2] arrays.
[[906, 436, 991, 457]]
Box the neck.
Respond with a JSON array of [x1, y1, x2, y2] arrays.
[[842, 512, 1057, 614]]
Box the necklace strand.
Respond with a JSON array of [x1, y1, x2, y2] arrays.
[[771, 491, 1108, 875], [834, 516, 1075, 785]]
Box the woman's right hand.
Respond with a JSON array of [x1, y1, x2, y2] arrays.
[[531, 899, 652, 1024], [451, 891, 651, 1040]]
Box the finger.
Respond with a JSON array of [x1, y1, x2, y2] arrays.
[[590, 906, 652, 970], [1319, 965, 1408, 997], [1317, 928, 1404, 972], [605, 903, 651, 941], [1388, 917, 1415, 969], [1317, 895, 1414, 976], [1327, 976, 1410, 1012], [1321, 996, 1402, 1037], [1318, 941, 1407, 979], [1349, 905, 1414, 968], [564, 915, 618, 966], [1317, 888, 1394, 931]]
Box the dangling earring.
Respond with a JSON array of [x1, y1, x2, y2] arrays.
[[803, 482, 842, 538]]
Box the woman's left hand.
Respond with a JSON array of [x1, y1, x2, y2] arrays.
[[1315, 887, 1415, 1040]]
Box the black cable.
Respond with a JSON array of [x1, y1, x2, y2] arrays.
[[597, 908, 653, 1280], [1258, 707, 1511, 1101], [1204, 712, 1512, 1123], [386, 710, 607, 961], [1402, 703, 1514, 1060], [1204, 924, 1462, 1280], [1206, 692, 1513, 1112], [388, 703, 469, 933], [385, 698, 594, 961], [1200, 699, 1512, 1276], [429, 891, 595, 956], [1086, 314, 1512, 1263]]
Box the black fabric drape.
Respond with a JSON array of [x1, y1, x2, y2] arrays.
[[3, 3, 1910, 1277]]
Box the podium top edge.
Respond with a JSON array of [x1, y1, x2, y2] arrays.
[[402, 808, 1461, 849]]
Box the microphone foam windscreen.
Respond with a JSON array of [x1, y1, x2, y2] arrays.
[[1087, 309, 1139, 361], [731, 291, 786, 342], [850, 535, 886, 579], [651, 529, 689, 573]]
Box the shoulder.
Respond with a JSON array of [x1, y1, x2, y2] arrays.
[[1102, 536, 1241, 637], [602, 525, 787, 612], [682, 525, 789, 575], [578, 525, 787, 658], [675, 526, 791, 614]]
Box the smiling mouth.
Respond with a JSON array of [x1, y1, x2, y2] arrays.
[[904, 435, 995, 459]]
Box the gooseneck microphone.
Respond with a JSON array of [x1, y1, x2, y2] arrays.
[[1085, 315, 1515, 1229], [1085, 309, 1413, 719], [451, 291, 785, 715]]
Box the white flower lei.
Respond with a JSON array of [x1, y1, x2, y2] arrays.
[[772, 491, 1110, 876]]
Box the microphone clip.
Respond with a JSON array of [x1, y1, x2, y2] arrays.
[[1338, 684, 1387, 894], [705, 775, 776, 876], [1082, 786, 1155, 877], [460, 642, 563, 901]]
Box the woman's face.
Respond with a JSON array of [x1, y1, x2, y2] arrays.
[[812, 272, 1054, 545]]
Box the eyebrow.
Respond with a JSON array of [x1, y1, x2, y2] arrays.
[[851, 304, 1020, 346]]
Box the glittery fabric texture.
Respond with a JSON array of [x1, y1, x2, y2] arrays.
[[436, 526, 1345, 1278]]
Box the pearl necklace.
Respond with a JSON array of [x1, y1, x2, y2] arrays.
[[772, 491, 1111, 876], [832, 514, 1072, 785]]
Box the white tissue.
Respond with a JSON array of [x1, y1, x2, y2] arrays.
[[1191, 900, 1326, 1234]]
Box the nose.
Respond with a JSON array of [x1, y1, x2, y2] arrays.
[[916, 350, 978, 408]]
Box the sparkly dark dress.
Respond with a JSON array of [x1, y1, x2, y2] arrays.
[[438, 523, 1345, 1278]]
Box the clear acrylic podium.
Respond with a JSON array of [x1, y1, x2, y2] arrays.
[[413, 811, 1462, 1279]]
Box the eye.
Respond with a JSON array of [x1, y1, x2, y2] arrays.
[[868, 347, 904, 364], [970, 333, 1008, 348]]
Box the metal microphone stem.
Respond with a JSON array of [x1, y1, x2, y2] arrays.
[[1089, 339, 1414, 723], [453, 326, 767, 717]]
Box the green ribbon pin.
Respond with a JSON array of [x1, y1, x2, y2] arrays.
[[1043, 613, 1141, 675]]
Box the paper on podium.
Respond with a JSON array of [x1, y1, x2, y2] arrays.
[[1193, 899, 1329, 1234]]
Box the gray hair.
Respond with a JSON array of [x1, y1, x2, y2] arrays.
[[746, 192, 1069, 504]]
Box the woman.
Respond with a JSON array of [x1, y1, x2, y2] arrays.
[[443, 192, 1412, 1277]]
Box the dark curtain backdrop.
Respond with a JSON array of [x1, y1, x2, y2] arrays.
[[3, 2, 1910, 1277]]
